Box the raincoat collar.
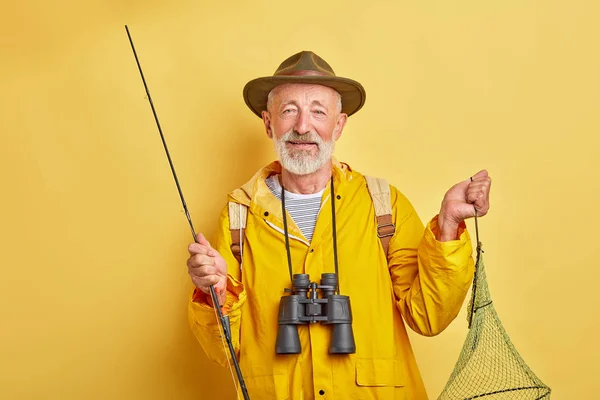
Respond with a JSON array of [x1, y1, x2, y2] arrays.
[[227, 157, 353, 242], [228, 157, 353, 207]]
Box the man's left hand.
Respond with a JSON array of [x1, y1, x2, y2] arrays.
[[437, 170, 492, 242]]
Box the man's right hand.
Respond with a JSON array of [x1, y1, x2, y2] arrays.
[[187, 233, 228, 306]]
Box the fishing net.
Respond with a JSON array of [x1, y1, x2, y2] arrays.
[[438, 217, 551, 400]]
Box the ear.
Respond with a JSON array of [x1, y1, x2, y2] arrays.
[[333, 113, 348, 141], [262, 111, 273, 139]]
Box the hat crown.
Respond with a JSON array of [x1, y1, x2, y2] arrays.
[[274, 51, 336, 77], [243, 51, 365, 118]]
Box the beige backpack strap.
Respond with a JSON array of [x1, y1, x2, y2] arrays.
[[365, 176, 395, 255], [228, 202, 248, 267]]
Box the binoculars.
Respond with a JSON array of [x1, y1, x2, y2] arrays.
[[275, 273, 356, 355]]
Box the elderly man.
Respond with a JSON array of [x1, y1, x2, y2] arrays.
[[187, 51, 491, 399]]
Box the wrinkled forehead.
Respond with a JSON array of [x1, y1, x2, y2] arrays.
[[269, 83, 341, 105]]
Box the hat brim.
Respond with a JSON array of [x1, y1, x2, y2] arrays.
[[243, 76, 366, 118]]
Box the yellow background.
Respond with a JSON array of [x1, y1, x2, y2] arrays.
[[1, 0, 598, 398]]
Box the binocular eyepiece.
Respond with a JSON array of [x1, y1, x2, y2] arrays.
[[276, 273, 356, 355]]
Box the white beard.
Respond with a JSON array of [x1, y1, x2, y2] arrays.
[[273, 129, 335, 175]]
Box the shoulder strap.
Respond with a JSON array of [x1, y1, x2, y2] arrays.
[[228, 202, 248, 267], [227, 177, 395, 263], [365, 176, 395, 256]]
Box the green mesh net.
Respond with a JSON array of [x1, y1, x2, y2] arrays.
[[438, 236, 551, 399]]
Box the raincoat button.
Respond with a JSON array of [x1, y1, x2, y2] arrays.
[[264, 211, 269, 216], [336, 195, 341, 199], [319, 390, 325, 395], [310, 249, 314, 253]]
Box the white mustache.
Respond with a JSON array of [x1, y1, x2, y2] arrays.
[[282, 131, 322, 145]]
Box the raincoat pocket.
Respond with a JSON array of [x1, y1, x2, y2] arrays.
[[355, 359, 405, 387], [245, 369, 289, 400]]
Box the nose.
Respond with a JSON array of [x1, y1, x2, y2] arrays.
[[293, 109, 312, 135]]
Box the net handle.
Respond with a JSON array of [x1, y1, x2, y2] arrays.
[[468, 177, 483, 328], [471, 176, 481, 247]]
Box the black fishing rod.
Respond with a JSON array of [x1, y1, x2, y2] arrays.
[[124, 25, 250, 400]]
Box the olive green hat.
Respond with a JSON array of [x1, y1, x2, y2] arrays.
[[243, 51, 366, 118]]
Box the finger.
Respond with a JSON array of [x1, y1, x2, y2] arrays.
[[188, 264, 219, 279], [188, 241, 219, 258], [188, 242, 212, 256], [452, 176, 473, 192], [468, 177, 491, 200], [196, 232, 213, 249], [194, 275, 220, 289], [470, 169, 489, 181], [467, 189, 490, 217], [195, 279, 226, 303], [467, 190, 484, 205], [196, 232, 218, 256], [466, 183, 488, 204], [187, 254, 216, 270], [215, 285, 227, 306], [189, 263, 220, 279]]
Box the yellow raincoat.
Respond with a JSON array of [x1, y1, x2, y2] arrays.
[[188, 160, 474, 399]]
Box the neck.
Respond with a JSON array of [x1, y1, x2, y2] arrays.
[[280, 161, 333, 194]]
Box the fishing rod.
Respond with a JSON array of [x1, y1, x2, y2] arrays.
[[124, 25, 250, 400]]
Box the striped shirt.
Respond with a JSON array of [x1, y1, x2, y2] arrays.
[[266, 175, 324, 242]]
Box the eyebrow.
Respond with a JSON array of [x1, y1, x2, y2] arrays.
[[280, 100, 299, 108], [279, 100, 329, 109], [310, 100, 328, 109]]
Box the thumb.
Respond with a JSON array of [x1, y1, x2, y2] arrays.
[[196, 232, 214, 250], [455, 202, 477, 220], [197, 232, 221, 259], [450, 176, 472, 193], [471, 169, 488, 181]]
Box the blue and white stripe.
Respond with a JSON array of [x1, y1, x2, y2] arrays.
[[266, 175, 323, 242]]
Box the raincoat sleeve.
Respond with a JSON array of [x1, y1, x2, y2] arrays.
[[387, 186, 475, 336], [187, 204, 247, 367]]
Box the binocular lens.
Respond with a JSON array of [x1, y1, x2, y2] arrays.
[[329, 323, 356, 354], [275, 325, 301, 354]]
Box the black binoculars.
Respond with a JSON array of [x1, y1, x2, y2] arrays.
[[275, 273, 356, 355]]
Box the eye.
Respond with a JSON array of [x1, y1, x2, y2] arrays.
[[313, 110, 326, 115]]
